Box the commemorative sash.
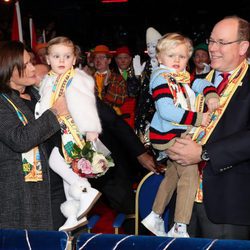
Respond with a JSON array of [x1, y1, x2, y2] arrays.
[[0, 94, 42, 182], [194, 59, 249, 202], [192, 60, 249, 145], [49, 67, 86, 164]]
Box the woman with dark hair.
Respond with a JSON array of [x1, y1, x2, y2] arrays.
[[0, 40, 68, 230]]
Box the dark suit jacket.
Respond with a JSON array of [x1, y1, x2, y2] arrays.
[[204, 66, 250, 225], [0, 88, 60, 230]]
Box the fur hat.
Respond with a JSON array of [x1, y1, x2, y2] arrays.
[[93, 45, 112, 56], [115, 46, 132, 56], [146, 27, 162, 44]]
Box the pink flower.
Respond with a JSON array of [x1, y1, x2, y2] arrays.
[[77, 158, 92, 174]]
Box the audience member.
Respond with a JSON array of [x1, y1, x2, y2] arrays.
[[83, 48, 96, 76], [114, 46, 140, 128], [90, 97, 158, 223], [92, 45, 127, 115], [167, 15, 250, 240], [190, 43, 211, 82], [34, 43, 48, 64]]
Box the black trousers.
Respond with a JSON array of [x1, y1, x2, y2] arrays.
[[188, 202, 250, 240]]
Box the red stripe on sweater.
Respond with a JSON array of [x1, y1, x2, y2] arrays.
[[184, 111, 194, 125], [152, 88, 171, 99], [150, 131, 176, 141], [203, 86, 217, 95]]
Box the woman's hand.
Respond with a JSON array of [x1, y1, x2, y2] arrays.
[[50, 95, 69, 117]]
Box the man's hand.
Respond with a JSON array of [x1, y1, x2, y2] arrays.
[[133, 55, 146, 76], [137, 152, 158, 173], [166, 136, 202, 165]]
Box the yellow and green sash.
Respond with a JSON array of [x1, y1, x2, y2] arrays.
[[50, 67, 86, 164], [194, 59, 249, 202], [192, 60, 249, 145], [1, 93, 42, 182]]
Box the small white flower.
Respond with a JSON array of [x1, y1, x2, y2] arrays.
[[92, 152, 109, 174]]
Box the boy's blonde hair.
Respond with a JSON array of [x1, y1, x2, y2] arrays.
[[156, 33, 194, 59], [46, 36, 81, 60]]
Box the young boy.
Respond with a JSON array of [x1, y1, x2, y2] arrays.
[[142, 33, 219, 237]]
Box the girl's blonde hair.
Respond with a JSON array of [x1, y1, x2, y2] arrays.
[[46, 36, 81, 60], [156, 33, 194, 59]]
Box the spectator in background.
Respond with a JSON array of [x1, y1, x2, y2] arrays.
[[113, 46, 140, 128], [34, 43, 48, 65], [83, 48, 96, 76], [93, 45, 127, 115], [190, 43, 211, 82]]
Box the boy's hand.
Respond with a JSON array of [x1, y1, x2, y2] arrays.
[[206, 97, 220, 112], [201, 112, 211, 127]]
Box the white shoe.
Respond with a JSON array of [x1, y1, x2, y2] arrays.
[[59, 199, 88, 231], [167, 224, 190, 238], [141, 211, 167, 236], [59, 216, 88, 232], [77, 188, 101, 220], [68, 181, 101, 220]]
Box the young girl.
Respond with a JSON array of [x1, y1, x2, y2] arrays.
[[142, 33, 219, 237], [35, 36, 102, 231]]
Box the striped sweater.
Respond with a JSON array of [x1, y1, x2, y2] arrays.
[[149, 66, 218, 151]]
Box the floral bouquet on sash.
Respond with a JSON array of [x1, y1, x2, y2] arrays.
[[70, 139, 115, 178]]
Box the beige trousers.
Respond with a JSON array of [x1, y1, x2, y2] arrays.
[[153, 159, 198, 224]]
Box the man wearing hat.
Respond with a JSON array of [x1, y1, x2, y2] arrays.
[[190, 43, 211, 82], [113, 46, 140, 128], [93, 45, 127, 115]]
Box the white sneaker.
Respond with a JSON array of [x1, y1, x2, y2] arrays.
[[141, 211, 167, 236], [167, 224, 190, 238]]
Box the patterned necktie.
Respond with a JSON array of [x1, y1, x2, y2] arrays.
[[95, 73, 106, 98], [122, 70, 128, 80], [217, 72, 230, 95]]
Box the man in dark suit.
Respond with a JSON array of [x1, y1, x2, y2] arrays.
[[89, 97, 157, 215], [166, 16, 250, 239]]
